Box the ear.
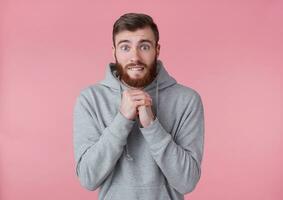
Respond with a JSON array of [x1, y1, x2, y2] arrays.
[[112, 46, 116, 61], [156, 43, 161, 58]]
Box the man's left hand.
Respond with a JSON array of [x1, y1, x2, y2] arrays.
[[138, 104, 155, 128]]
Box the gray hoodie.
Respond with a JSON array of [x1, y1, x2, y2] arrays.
[[73, 60, 204, 200]]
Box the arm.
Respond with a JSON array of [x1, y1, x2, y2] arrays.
[[73, 93, 135, 191], [139, 92, 204, 194]]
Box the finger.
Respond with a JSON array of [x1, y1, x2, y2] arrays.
[[130, 91, 152, 99], [131, 95, 152, 102], [131, 93, 152, 100], [127, 89, 151, 96], [134, 99, 152, 107], [123, 90, 142, 96], [135, 100, 149, 107], [131, 93, 148, 99], [131, 90, 151, 97], [127, 89, 144, 94]]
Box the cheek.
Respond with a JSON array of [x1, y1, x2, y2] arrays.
[[116, 53, 129, 64], [144, 53, 156, 64]]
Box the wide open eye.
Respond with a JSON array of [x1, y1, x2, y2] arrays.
[[120, 44, 131, 52], [140, 44, 151, 51]]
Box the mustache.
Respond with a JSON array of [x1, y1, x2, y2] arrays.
[[126, 61, 146, 68]]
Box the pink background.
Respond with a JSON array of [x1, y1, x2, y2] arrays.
[[1, 0, 282, 199]]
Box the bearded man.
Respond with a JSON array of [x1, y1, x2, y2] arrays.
[[73, 13, 205, 200]]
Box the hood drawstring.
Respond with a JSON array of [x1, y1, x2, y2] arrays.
[[155, 78, 159, 118], [119, 78, 159, 161]]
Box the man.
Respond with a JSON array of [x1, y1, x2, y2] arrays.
[[73, 13, 204, 200]]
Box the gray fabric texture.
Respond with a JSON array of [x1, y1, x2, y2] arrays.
[[73, 60, 205, 200]]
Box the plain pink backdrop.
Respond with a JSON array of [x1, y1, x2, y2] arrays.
[[1, 0, 282, 200]]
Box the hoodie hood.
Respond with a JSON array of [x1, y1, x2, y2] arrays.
[[100, 60, 176, 92], [99, 60, 177, 160]]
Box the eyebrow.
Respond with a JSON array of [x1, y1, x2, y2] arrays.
[[117, 39, 155, 46], [117, 40, 130, 46], [139, 39, 154, 46]]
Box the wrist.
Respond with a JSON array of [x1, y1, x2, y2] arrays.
[[143, 116, 156, 128]]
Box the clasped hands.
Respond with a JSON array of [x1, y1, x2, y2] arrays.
[[119, 89, 155, 128]]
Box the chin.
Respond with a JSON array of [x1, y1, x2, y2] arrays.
[[127, 73, 146, 79]]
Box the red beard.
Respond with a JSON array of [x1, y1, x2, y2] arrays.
[[115, 58, 157, 88]]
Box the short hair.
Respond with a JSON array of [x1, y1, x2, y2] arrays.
[[112, 13, 159, 47]]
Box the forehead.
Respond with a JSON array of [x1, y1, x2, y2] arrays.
[[115, 27, 155, 45]]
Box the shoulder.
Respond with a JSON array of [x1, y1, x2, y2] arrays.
[[76, 83, 118, 105], [79, 84, 102, 96], [79, 82, 113, 97], [170, 83, 202, 102], [171, 84, 204, 117], [75, 84, 104, 104]]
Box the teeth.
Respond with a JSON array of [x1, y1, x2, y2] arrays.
[[129, 66, 144, 71], [130, 68, 143, 71]]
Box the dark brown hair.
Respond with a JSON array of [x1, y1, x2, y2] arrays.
[[112, 13, 159, 47]]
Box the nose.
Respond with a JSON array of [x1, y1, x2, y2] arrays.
[[130, 47, 141, 63]]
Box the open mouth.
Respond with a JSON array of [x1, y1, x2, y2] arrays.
[[128, 65, 145, 71]]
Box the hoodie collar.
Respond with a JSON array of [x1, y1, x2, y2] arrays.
[[99, 60, 177, 92]]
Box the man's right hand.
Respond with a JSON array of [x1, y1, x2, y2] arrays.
[[119, 89, 152, 120]]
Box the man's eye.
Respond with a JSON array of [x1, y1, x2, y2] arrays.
[[120, 45, 130, 51], [140, 44, 150, 51]]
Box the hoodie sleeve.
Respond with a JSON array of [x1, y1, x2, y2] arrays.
[[73, 92, 135, 191], [139, 92, 204, 195]]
